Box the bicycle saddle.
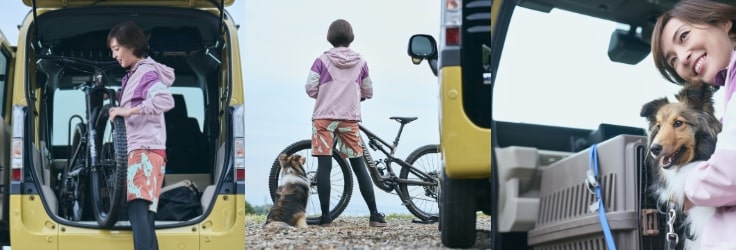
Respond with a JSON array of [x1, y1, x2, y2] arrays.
[[389, 117, 418, 124]]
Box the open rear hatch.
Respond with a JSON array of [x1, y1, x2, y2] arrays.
[[23, 3, 238, 229]]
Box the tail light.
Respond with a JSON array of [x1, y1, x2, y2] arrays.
[[232, 105, 245, 182], [11, 106, 24, 182], [443, 0, 462, 46]]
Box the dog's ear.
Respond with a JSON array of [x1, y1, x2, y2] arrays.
[[278, 153, 288, 167], [676, 83, 717, 115], [298, 155, 306, 165], [640, 97, 669, 126]]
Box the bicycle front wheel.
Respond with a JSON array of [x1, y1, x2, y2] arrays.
[[59, 122, 90, 221], [399, 144, 441, 221], [269, 139, 353, 224], [90, 112, 128, 228]]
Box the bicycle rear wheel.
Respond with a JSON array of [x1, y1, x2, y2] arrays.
[[90, 110, 128, 228], [399, 144, 441, 221], [59, 122, 90, 221], [269, 139, 353, 224]]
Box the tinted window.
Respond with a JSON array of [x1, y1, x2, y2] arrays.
[[0, 47, 9, 118]]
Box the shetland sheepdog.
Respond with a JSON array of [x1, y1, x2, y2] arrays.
[[640, 83, 721, 250], [264, 153, 309, 229]]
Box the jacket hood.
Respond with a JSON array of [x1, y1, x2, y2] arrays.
[[136, 57, 176, 86], [324, 47, 362, 69]]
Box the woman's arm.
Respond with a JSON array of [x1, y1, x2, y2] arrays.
[[305, 58, 323, 99], [685, 90, 736, 207]]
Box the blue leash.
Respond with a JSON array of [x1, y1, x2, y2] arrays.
[[587, 144, 617, 250]]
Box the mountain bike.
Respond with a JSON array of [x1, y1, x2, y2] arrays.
[[269, 116, 440, 224], [37, 55, 128, 228]]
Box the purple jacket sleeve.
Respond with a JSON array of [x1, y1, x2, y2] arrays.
[[135, 71, 174, 115], [305, 58, 323, 99]]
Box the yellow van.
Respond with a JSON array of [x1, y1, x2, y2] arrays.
[[407, 0, 491, 248], [0, 0, 245, 249]]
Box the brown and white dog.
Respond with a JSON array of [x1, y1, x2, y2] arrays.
[[640, 83, 722, 250], [264, 153, 309, 229]]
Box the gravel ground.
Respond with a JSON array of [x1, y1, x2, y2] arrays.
[[246, 214, 491, 249]]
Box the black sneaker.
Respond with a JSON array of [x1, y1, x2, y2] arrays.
[[369, 212, 388, 227]]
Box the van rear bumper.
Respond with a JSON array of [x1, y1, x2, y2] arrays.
[[9, 193, 245, 249]]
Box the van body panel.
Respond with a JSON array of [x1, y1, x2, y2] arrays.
[[10, 16, 30, 109], [0, 29, 15, 227], [10, 193, 244, 249], [440, 66, 491, 179], [199, 194, 245, 249], [9, 195, 57, 249]]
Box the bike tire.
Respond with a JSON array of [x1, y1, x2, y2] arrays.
[[89, 111, 128, 228], [400, 144, 441, 221], [59, 122, 90, 221], [269, 139, 353, 225]]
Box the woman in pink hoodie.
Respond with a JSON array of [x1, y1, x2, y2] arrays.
[[107, 21, 175, 250], [305, 19, 387, 227], [651, 0, 736, 249]]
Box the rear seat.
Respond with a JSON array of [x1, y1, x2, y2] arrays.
[[164, 94, 208, 175]]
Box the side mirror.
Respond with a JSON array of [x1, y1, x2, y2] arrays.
[[407, 34, 439, 76], [607, 28, 650, 65]]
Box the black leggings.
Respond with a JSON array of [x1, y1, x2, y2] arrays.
[[129, 199, 158, 250], [317, 156, 378, 217]]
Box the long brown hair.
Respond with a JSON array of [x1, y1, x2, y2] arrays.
[[651, 0, 736, 85]]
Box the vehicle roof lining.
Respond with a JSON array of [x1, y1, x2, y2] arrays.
[[517, 0, 736, 40], [31, 6, 224, 90], [34, 6, 221, 45]]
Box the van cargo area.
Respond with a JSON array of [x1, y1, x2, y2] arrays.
[[9, 5, 241, 231]]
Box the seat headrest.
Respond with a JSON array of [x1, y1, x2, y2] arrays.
[[166, 94, 188, 119]]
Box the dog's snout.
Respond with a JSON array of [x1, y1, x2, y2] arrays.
[[650, 144, 662, 156]]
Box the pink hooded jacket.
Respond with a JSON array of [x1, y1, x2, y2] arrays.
[[684, 50, 736, 249], [305, 47, 373, 121], [118, 57, 175, 153]]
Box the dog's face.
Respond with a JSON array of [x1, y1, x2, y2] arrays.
[[278, 153, 307, 179], [640, 84, 721, 171]]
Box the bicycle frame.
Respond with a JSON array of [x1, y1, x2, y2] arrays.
[[61, 71, 117, 205], [359, 124, 438, 193], [84, 71, 119, 169]]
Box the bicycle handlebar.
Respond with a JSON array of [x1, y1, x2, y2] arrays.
[[36, 54, 119, 69]]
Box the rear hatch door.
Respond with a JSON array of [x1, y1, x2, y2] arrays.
[[22, 0, 233, 8]]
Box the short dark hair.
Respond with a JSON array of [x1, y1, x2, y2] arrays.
[[326, 19, 354, 47], [107, 21, 148, 58]]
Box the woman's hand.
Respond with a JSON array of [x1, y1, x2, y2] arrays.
[[684, 197, 694, 215], [109, 107, 138, 121]]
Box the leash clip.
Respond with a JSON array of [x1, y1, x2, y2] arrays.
[[666, 205, 679, 249], [585, 169, 598, 195]]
